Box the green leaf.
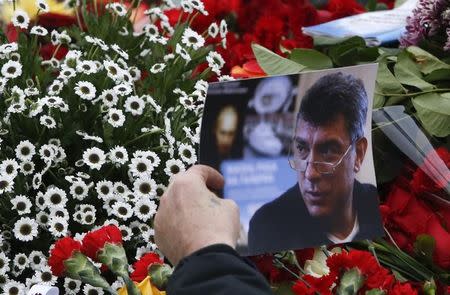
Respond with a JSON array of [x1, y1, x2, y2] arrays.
[[328, 36, 366, 66], [424, 69, 450, 82], [289, 48, 333, 70], [149, 264, 173, 290], [366, 289, 386, 295], [412, 92, 450, 137], [413, 235, 435, 264], [336, 268, 365, 295], [313, 35, 354, 46], [423, 280, 437, 295], [406, 46, 450, 74], [394, 51, 435, 91], [373, 84, 386, 108], [274, 282, 296, 295], [252, 43, 305, 75], [376, 60, 405, 95], [392, 270, 409, 282]]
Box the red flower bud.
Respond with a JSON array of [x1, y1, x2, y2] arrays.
[[48, 237, 82, 276], [81, 225, 122, 260], [130, 252, 164, 282]]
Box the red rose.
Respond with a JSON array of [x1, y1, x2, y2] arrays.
[[48, 237, 82, 276], [81, 225, 122, 260], [130, 252, 164, 282], [389, 282, 419, 295]]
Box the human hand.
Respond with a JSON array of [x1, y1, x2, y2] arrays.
[[154, 165, 240, 265]]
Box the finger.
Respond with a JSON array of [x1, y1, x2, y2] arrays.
[[187, 164, 224, 190]]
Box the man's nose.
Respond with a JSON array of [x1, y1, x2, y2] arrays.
[[304, 161, 321, 181]]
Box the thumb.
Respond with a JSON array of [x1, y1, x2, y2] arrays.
[[187, 164, 224, 190]]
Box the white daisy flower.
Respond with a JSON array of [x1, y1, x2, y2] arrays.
[[163, 53, 175, 62], [156, 183, 167, 198], [76, 60, 98, 75], [220, 19, 228, 38], [118, 26, 129, 36], [11, 195, 32, 215], [39, 144, 56, 162], [0, 78, 8, 94], [103, 60, 124, 82], [50, 30, 61, 45], [181, 27, 205, 50], [0, 174, 13, 194], [83, 147, 106, 170], [134, 198, 157, 222], [81, 211, 96, 225], [36, 0, 49, 12], [218, 75, 235, 81], [142, 24, 159, 37], [113, 181, 129, 196], [33, 265, 57, 286], [20, 161, 35, 175], [83, 285, 104, 295], [141, 95, 161, 113], [34, 191, 46, 210], [113, 83, 132, 96], [179, 95, 195, 111], [206, 51, 225, 73], [129, 157, 154, 177], [112, 201, 133, 220], [105, 2, 127, 16], [74, 81, 96, 100], [106, 108, 126, 128], [69, 180, 89, 200], [64, 278, 82, 294], [12, 9, 30, 29], [59, 66, 76, 80], [99, 89, 119, 107], [24, 86, 40, 96], [180, 0, 194, 13], [44, 187, 67, 208], [49, 207, 70, 222], [109, 146, 129, 165], [103, 195, 121, 214], [58, 30, 71, 44], [1, 60, 22, 79], [30, 25, 48, 36], [95, 180, 114, 199], [178, 143, 197, 164], [13, 217, 38, 242], [28, 251, 46, 270], [0, 42, 18, 55], [2, 281, 25, 295], [111, 44, 129, 60], [183, 0, 208, 15], [48, 216, 69, 237], [133, 150, 161, 167], [124, 95, 145, 116], [39, 115, 57, 129], [47, 80, 64, 95], [128, 66, 141, 81], [133, 176, 157, 199], [0, 158, 19, 179], [175, 43, 191, 62], [13, 253, 29, 270], [164, 159, 186, 177], [32, 172, 43, 190], [161, 20, 174, 35], [0, 252, 10, 274], [119, 225, 132, 241], [208, 22, 219, 38], [150, 63, 166, 74], [85, 36, 109, 51]]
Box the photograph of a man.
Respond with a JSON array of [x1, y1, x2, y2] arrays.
[[248, 72, 383, 254]]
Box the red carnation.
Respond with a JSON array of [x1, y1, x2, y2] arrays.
[[48, 237, 82, 276], [130, 252, 164, 282], [390, 282, 419, 295], [81, 225, 122, 260], [292, 274, 334, 295]]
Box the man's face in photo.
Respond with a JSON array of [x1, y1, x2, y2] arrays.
[[293, 114, 367, 219], [215, 106, 239, 156]]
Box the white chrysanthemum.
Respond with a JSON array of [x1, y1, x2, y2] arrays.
[[13, 253, 29, 270], [112, 182, 128, 196], [181, 27, 205, 50], [208, 22, 219, 38], [175, 43, 191, 62], [105, 2, 127, 16], [48, 216, 69, 237], [11, 195, 32, 215], [150, 63, 166, 74], [0, 252, 11, 274], [41, 95, 63, 107], [69, 180, 89, 200], [3, 280, 25, 295], [129, 157, 154, 177], [95, 180, 114, 200], [134, 198, 157, 222], [124, 95, 145, 116], [218, 75, 235, 81], [179, 95, 195, 111], [64, 278, 82, 294], [106, 108, 126, 128], [118, 225, 132, 241], [133, 150, 161, 167], [113, 83, 132, 96], [44, 187, 67, 208], [36, 0, 50, 12], [28, 251, 46, 270], [49, 207, 69, 221], [74, 81, 96, 100], [39, 144, 56, 162], [0, 158, 19, 179], [76, 60, 98, 75], [83, 147, 106, 170], [143, 24, 159, 37], [128, 66, 141, 81], [32, 172, 43, 190], [35, 192, 46, 210], [133, 176, 157, 199], [220, 19, 228, 38], [111, 44, 129, 60], [141, 95, 161, 113], [19, 161, 34, 176], [0, 42, 18, 55], [25, 86, 40, 96], [33, 265, 57, 286], [85, 35, 109, 51], [99, 89, 119, 107], [1, 60, 22, 79], [59, 66, 76, 80], [178, 143, 197, 165], [206, 51, 225, 74], [112, 201, 133, 220], [30, 25, 48, 36], [12, 9, 30, 29], [156, 183, 167, 198], [83, 284, 104, 295], [109, 146, 129, 165], [39, 115, 57, 129], [80, 211, 96, 225], [164, 159, 186, 177], [13, 217, 38, 242], [103, 60, 124, 82]]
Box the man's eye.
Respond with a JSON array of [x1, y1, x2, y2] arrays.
[[296, 144, 309, 158]]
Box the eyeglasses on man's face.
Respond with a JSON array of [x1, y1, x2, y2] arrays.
[[288, 140, 356, 175]]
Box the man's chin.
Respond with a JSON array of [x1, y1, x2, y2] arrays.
[[306, 206, 330, 218]]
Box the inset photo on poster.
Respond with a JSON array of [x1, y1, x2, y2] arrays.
[[199, 64, 384, 256]]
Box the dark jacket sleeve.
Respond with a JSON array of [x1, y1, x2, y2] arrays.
[[167, 244, 273, 295]]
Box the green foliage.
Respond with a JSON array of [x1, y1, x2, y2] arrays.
[[336, 268, 365, 295]]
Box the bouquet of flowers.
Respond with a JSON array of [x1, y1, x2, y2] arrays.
[[0, 0, 230, 293]]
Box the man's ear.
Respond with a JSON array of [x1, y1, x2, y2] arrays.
[[354, 137, 368, 173]]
